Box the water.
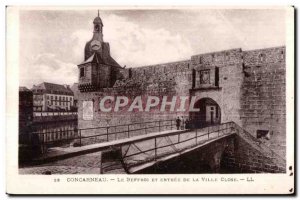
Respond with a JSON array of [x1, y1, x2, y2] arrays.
[[32, 120, 78, 147]]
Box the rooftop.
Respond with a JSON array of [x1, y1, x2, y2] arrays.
[[32, 82, 73, 95], [19, 86, 31, 92]]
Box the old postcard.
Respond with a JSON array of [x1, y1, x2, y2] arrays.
[[6, 6, 294, 195]]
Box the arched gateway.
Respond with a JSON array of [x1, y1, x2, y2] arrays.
[[189, 98, 221, 128]]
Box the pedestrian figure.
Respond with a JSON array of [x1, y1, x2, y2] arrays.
[[185, 118, 190, 129], [176, 117, 181, 130], [181, 116, 185, 130]]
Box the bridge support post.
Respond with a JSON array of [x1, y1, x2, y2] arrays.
[[127, 125, 130, 138], [158, 121, 161, 132]]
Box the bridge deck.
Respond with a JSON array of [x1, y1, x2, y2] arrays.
[[28, 122, 236, 174], [129, 133, 235, 173], [34, 129, 186, 163], [32, 122, 236, 174], [118, 125, 235, 172]]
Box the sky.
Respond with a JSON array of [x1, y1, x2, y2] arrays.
[[19, 8, 286, 88]]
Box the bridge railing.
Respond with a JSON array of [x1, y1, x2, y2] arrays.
[[117, 121, 236, 172], [30, 119, 175, 154], [77, 119, 175, 146]]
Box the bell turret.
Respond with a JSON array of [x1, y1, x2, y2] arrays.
[[92, 10, 103, 42], [78, 10, 123, 92]]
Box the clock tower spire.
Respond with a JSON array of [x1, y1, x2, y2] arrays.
[[92, 10, 103, 42], [78, 11, 123, 92]]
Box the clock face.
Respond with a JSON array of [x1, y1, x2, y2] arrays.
[[90, 40, 101, 51]]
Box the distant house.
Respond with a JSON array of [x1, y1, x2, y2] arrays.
[[31, 82, 74, 112]]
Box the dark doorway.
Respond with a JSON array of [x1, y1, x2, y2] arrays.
[[189, 98, 221, 128]]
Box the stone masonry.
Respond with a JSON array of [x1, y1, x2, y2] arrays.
[[77, 14, 286, 159]]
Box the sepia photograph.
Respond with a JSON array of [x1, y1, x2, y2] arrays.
[[6, 6, 294, 195]]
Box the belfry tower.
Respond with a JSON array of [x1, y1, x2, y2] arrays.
[[78, 11, 123, 92]]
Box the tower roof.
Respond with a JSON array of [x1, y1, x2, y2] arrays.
[[78, 52, 121, 68], [93, 10, 103, 25]]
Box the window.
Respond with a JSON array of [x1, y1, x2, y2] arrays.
[[95, 24, 99, 32], [215, 67, 219, 87], [256, 130, 270, 140], [200, 70, 210, 84], [199, 57, 202, 64], [192, 69, 196, 88], [80, 67, 85, 77]]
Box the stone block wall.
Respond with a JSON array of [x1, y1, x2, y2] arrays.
[[96, 64, 111, 88], [221, 134, 286, 173], [78, 64, 92, 85], [78, 60, 194, 140], [77, 46, 286, 158], [190, 49, 244, 125], [240, 46, 286, 157]]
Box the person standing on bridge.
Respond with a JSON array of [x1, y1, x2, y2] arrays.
[[181, 116, 185, 130], [185, 118, 190, 129], [176, 117, 181, 130]]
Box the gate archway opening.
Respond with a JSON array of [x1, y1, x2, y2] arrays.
[[189, 98, 221, 128]]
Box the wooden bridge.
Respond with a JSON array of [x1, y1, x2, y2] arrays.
[[28, 120, 286, 174]]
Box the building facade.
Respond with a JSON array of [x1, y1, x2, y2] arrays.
[[77, 14, 286, 157], [32, 82, 75, 112]]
